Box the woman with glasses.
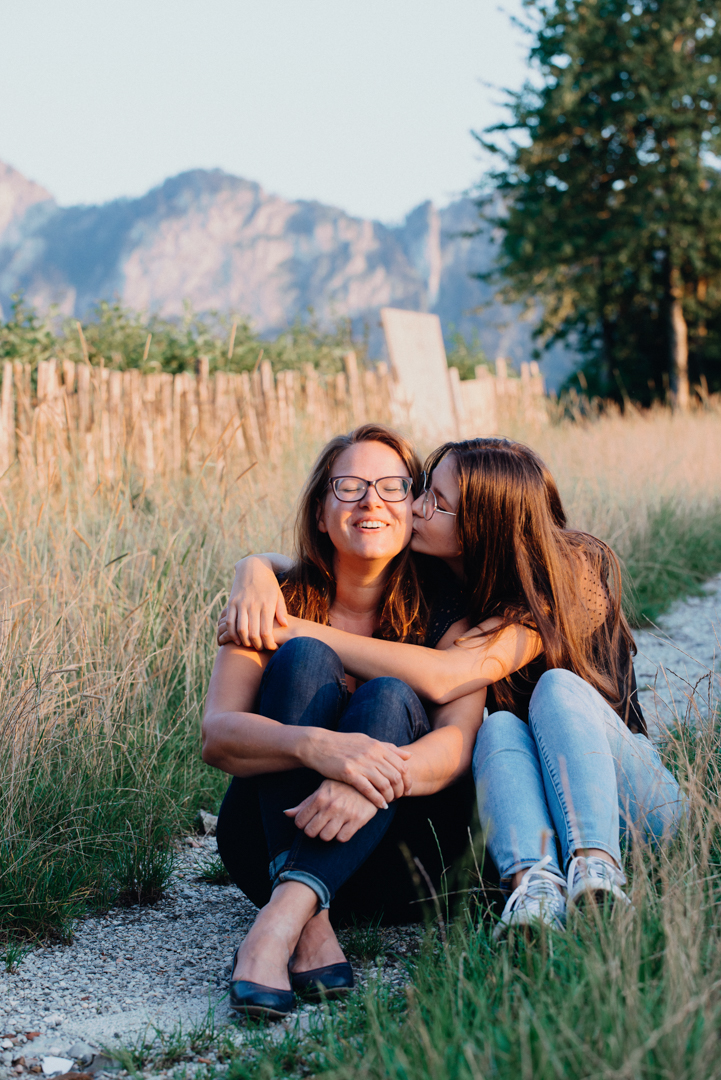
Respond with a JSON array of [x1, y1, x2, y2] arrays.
[[221, 436, 683, 944], [202, 425, 484, 1019]]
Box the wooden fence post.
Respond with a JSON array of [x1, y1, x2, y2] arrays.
[[344, 351, 364, 425], [0, 363, 14, 475]]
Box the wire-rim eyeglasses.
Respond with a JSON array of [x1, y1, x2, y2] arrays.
[[421, 470, 457, 520]]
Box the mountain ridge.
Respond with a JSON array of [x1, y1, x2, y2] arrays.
[[0, 161, 575, 385]]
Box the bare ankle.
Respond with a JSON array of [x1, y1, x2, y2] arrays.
[[574, 848, 619, 870], [291, 909, 345, 972]]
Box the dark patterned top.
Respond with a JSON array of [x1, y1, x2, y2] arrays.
[[485, 652, 646, 735], [418, 556, 468, 648]]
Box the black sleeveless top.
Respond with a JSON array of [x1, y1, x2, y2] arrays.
[[418, 556, 646, 736]]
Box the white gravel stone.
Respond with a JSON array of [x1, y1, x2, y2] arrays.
[[40, 1057, 74, 1076]]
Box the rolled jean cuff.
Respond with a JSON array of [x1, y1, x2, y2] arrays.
[[269, 849, 291, 885], [276, 868, 331, 910]]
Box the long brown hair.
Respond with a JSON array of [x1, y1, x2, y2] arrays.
[[282, 424, 428, 643], [424, 437, 637, 715]]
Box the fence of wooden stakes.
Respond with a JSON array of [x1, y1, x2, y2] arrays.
[[0, 351, 546, 486]]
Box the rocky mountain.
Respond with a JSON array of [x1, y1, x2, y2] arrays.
[[0, 161, 575, 385]]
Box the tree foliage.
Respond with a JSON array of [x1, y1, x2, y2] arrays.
[[480, 0, 721, 403]]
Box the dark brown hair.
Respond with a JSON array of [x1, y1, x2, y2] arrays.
[[424, 437, 637, 716], [282, 424, 427, 643]]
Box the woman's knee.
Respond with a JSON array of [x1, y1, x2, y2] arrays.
[[345, 677, 427, 742], [258, 637, 346, 725], [266, 636, 343, 679], [261, 637, 344, 696], [353, 676, 417, 709]]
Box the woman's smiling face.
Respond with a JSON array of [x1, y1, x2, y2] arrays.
[[317, 440, 414, 566], [410, 453, 464, 571]]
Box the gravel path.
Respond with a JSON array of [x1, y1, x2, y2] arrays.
[[0, 837, 420, 1079], [633, 574, 721, 734], [2, 576, 719, 1078]]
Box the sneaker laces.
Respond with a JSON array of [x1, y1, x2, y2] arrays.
[[494, 855, 567, 940], [505, 855, 566, 913], [567, 855, 631, 907], [569, 855, 626, 891]]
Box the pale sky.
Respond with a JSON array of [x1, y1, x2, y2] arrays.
[[1, 0, 530, 223]]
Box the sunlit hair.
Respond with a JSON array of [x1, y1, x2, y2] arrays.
[[282, 424, 427, 643], [424, 437, 638, 719]]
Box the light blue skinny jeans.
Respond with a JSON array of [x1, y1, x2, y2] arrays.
[[472, 668, 684, 881]]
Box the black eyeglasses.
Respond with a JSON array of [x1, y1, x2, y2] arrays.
[[328, 476, 413, 503]]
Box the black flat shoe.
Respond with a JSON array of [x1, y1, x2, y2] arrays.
[[229, 948, 294, 1020], [229, 979, 295, 1019], [291, 961, 354, 1002]]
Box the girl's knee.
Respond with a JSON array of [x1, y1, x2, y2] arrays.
[[535, 667, 583, 697], [472, 711, 527, 773], [530, 668, 594, 718]]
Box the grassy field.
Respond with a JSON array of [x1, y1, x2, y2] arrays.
[[1, 402, 721, 1077]]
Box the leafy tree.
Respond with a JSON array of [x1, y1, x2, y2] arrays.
[[479, 0, 721, 404]]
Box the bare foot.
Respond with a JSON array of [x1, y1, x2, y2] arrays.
[[231, 882, 317, 988], [290, 909, 347, 974]]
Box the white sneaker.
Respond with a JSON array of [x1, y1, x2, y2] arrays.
[[493, 855, 567, 941], [566, 855, 631, 910]]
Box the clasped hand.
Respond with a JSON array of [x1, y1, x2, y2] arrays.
[[284, 779, 380, 842], [306, 728, 412, 807]]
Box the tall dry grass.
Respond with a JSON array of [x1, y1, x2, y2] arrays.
[[1, 405, 720, 942], [0, 441, 320, 938]]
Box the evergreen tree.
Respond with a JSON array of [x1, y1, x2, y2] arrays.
[[480, 0, 721, 404]]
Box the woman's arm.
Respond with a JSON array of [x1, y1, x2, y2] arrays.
[[405, 687, 487, 794], [269, 616, 540, 706], [202, 643, 412, 808]]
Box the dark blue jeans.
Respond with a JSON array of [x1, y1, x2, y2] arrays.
[[216, 638, 479, 923]]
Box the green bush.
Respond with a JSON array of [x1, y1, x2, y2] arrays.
[[0, 295, 366, 378]]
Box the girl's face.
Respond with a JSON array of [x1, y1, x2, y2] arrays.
[[317, 441, 414, 567], [410, 453, 463, 572]]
